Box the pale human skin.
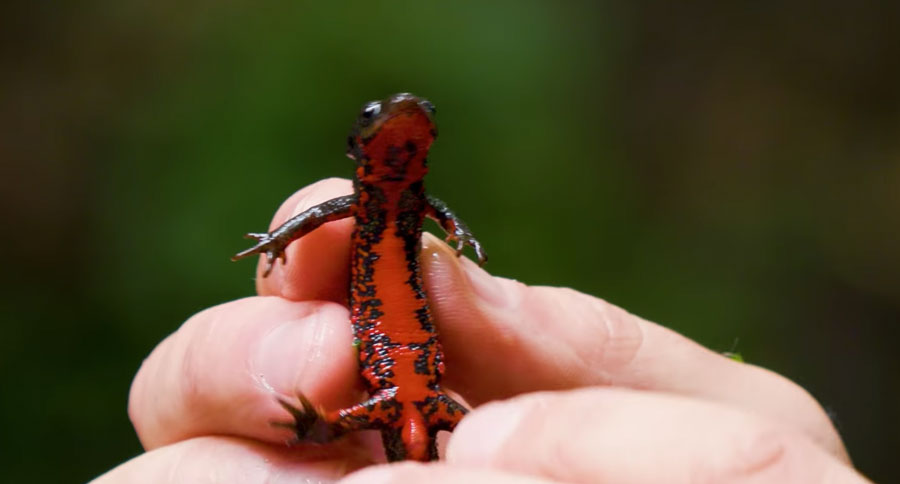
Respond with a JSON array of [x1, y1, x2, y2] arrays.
[[93, 178, 871, 483]]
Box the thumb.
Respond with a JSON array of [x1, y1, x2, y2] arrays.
[[420, 233, 847, 462]]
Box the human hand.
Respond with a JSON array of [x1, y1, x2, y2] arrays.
[[93, 178, 869, 483]]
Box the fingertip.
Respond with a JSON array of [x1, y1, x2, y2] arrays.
[[128, 297, 359, 449], [264, 178, 353, 233], [422, 235, 595, 401], [445, 389, 869, 484], [421, 233, 521, 310], [253, 178, 355, 302]]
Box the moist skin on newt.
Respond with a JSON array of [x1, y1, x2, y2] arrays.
[[233, 93, 486, 462]]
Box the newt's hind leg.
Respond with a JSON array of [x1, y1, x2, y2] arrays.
[[423, 390, 469, 431], [273, 389, 400, 444]]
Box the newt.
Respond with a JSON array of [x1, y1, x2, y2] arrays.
[[233, 93, 486, 461]]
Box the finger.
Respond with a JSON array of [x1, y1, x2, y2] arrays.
[[90, 436, 371, 484], [338, 463, 558, 484], [128, 297, 359, 449], [446, 389, 870, 484], [249, 177, 355, 302], [235, 179, 844, 461], [418, 235, 849, 462]]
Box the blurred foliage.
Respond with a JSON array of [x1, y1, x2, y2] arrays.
[[1, 1, 898, 482]]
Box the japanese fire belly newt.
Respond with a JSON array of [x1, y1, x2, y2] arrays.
[[233, 93, 486, 461]]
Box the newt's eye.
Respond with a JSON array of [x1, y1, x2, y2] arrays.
[[361, 102, 381, 121], [420, 100, 436, 115]]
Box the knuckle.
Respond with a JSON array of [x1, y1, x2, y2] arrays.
[[546, 288, 644, 379], [177, 312, 218, 411], [707, 427, 794, 482]]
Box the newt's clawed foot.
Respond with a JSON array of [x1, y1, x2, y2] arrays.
[[446, 230, 488, 266], [273, 395, 340, 444], [232, 232, 288, 277]]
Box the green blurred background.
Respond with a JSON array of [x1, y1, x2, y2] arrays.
[[2, 1, 898, 482]]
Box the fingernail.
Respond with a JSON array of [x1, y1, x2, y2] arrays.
[[448, 401, 526, 464], [251, 311, 328, 393]]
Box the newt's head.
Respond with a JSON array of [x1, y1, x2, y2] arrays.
[[347, 93, 437, 182]]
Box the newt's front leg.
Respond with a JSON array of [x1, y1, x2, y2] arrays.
[[426, 194, 488, 265], [232, 194, 357, 276]]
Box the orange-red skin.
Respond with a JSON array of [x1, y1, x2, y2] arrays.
[[234, 93, 484, 461]]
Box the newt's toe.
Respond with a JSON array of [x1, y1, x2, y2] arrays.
[[274, 395, 341, 444]]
